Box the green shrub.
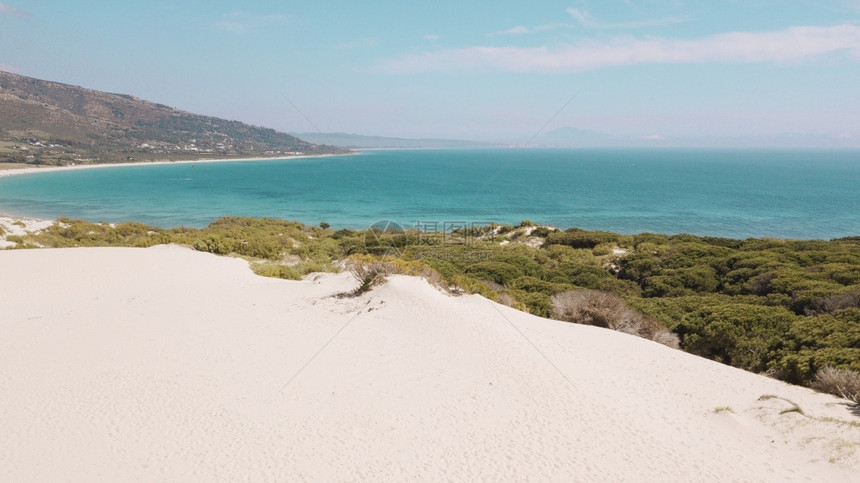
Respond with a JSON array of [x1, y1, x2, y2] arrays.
[[192, 235, 233, 255], [510, 290, 552, 317], [675, 304, 797, 373], [676, 266, 720, 293], [508, 276, 573, 296], [450, 274, 498, 300], [643, 275, 692, 297], [558, 263, 612, 289], [544, 228, 620, 249], [464, 261, 524, 285], [592, 243, 613, 256], [251, 262, 321, 280], [618, 253, 661, 282], [531, 226, 552, 238]]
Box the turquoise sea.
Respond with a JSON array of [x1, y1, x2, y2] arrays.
[[0, 149, 858, 239]]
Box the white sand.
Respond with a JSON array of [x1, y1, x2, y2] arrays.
[[0, 153, 352, 179], [1, 245, 858, 481]]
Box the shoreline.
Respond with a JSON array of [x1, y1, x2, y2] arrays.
[[0, 152, 357, 179]]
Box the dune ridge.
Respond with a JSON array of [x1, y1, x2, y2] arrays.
[[1, 245, 857, 481]]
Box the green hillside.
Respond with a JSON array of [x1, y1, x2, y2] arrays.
[[0, 71, 345, 165]]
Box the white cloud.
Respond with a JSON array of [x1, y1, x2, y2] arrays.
[[423, 34, 440, 41], [500, 26, 530, 35], [0, 62, 20, 73], [644, 134, 666, 140], [567, 8, 692, 29], [491, 22, 571, 36], [0, 3, 27, 17], [380, 25, 860, 73], [491, 8, 690, 36], [212, 11, 289, 34]]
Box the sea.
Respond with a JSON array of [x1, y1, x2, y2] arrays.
[[0, 149, 858, 240]]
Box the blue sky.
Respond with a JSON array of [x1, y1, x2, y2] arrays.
[[1, 1, 859, 144]]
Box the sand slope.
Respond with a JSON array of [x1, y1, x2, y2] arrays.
[[1, 246, 857, 481]]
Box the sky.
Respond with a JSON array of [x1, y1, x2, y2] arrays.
[[1, 1, 860, 145]]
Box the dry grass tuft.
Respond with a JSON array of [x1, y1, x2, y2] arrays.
[[345, 255, 448, 297], [811, 366, 860, 405], [550, 289, 679, 348], [348, 258, 395, 296]]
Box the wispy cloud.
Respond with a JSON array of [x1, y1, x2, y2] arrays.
[[493, 8, 692, 36], [0, 3, 28, 17], [212, 12, 289, 34], [498, 26, 530, 35], [567, 8, 692, 29], [423, 34, 440, 41], [380, 25, 860, 73], [0, 62, 20, 73], [643, 134, 666, 141], [492, 23, 570, 36]]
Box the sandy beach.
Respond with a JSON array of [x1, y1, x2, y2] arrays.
[[0, 152, 353, 179], [1, 245, 857, 481]]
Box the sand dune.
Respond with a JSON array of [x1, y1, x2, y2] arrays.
[[1, 246, 857, 481], [0, 216, 54, 248]]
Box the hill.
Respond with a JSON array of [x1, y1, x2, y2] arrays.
[[0, 71, 345, 166]]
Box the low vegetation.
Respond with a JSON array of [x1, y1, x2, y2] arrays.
[[550, 290, 679, 348], [812, 366, 860, 405], [348, 257, 395, 296], [5, 216, 859, 399]]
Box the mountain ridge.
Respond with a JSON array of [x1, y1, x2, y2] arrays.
[[292, 132, 502, 149], [0, 71, 345, 166]]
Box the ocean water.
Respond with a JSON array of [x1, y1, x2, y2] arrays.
[[0, 149, 857, 239]]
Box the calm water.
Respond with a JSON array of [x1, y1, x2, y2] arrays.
[[0, 149, 858, 239]]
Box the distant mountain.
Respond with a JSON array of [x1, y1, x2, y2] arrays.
[[523, 127, 615, 147], [0, 71, 345, 166], [518, 126, 860, 149], [293, 132, 501, 149]]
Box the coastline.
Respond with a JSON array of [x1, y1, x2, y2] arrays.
[[0, 152, 356, 179]]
